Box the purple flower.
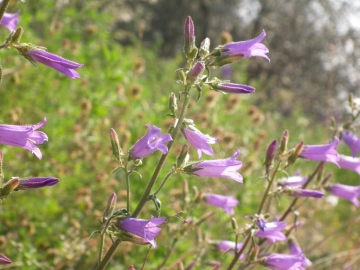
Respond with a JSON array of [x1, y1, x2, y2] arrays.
[[0, 118, 48, 159], [290, 188, 324, 199], [183, 126, 218, 158], [327, 184, 360, 207], [16, 177, 59, 190], [0, 11, 19, 32], [338, 155, 360, 175], [191, 150, 243, 183], [118, 216, 166, 248], [221, 30, 270, 62], [299, 137, 340, 166], [28, 50, 83, 79], [255, 221, 287, 243], [278, 175, 307, 187], [262, 253, 304, 270], [0, 254, 11, 265], [217, 240, 243, 255], [130, 124, 172, 159], [288, 239, 312, 268], [211, 83, 255, 94], [204, 194, 239, 215], [341, 131, 360, 157]]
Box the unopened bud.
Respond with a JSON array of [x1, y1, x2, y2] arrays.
[[0, 177, 19, 199], [110, 128, 123, 162], [177, 260, 185, 270], [265, 140, 277, 174], [169, 92, 178, 115], [321, 173, 333, 186], [103, 192, 117, 221], [176, 144, 190, 169], [16, 177, 58, 190], [249, 244, 259, 262], [287, 142, 304, 166], [128, 266, 135, 270], [0, 254, 11, 265], [184, 16, 195, 55], [280, 130, 289, 153], [10, 27, 24, 44], [199, 37, 210, 57], [210, 54, 243, 67], [231, 217, 238, 230], [316, 163, 325, 183], [187, 61, 205, 84]]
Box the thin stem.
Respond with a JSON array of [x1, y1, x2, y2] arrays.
[[96, 238, 122, 270], [257, 161, 280, 215], [279, 162, 324, 221], [98, 233, 106, 265], [125, 162, 130, 212], [227, 233, 252, 270], [0, 0, 10, 24], [132, 89, 191, 218], [153, 171, 175, 196]]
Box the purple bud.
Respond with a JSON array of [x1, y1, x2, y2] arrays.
[[187, 62, 205, 83], [280, 130, 289, 153], [17, 177, 59, 190], [0, 254, 11, 265], [103, 192, 117, 220], [265, 140, 278, 169], [290, 188, 324, 199], [184, 16, 195, 54], [210, 83, 255, 94]]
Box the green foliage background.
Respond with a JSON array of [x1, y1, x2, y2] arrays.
[[0, 1, 359, 269]]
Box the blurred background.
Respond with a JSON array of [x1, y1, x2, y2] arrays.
[[0, 0, 360, 269]]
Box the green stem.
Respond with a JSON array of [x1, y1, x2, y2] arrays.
[[227, 233, 252, 270], [0, 0, 10, 24], [279, 162, 324, 221], [153, 171, 174, 196], [132, 88, 191, 218], [96, 238, 122, 270], [98, 233, 106, 265], [257, 161, 280, 215], [125, 162, 130, 212]]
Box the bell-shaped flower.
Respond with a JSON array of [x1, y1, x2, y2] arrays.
[[216, 240, 244, 259], [338, 155, 360, 175], [341, 130, 360, 157], [261, 253, 304, 270], [15, 177, 59, 190], [0, 118, 48, 159], [288, 239, 312, 268], [130, 124, 172, 159], [0, 11, 19, 31], [299, 137, 340, 166], [0, 254, 11, 265], [27, 49, 83, 79], [189, 150, 243, 183], [204, 193, 239, 215], [221, 30, 270, 62], [183, 125, 218, 158], [327, 184, 360, 207], [277, 175, 307, 187], [118, 216, 166, 248], [255, 221, 287, 243]]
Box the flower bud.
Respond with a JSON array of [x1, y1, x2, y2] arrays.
[[249, 244, 259, 262], [287, 142, 304, 166], [16, 177, 58, 190], [280, 130, 289, 153], [103, 192, 117, 221], [110, 128, 123, 162], [176, 144, 190, 170], [187, 61, 205, 84], [264, 140, 277, 174], [184, 16, 195, 54], [231, 217, 238, 230], [0, 254, 11, 265], [0, 177, 19, 199], [10, 27, 24, 44], [168, 92, 178, 115], [195, 211, 214, 226], [199, 37, 210, 57]]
